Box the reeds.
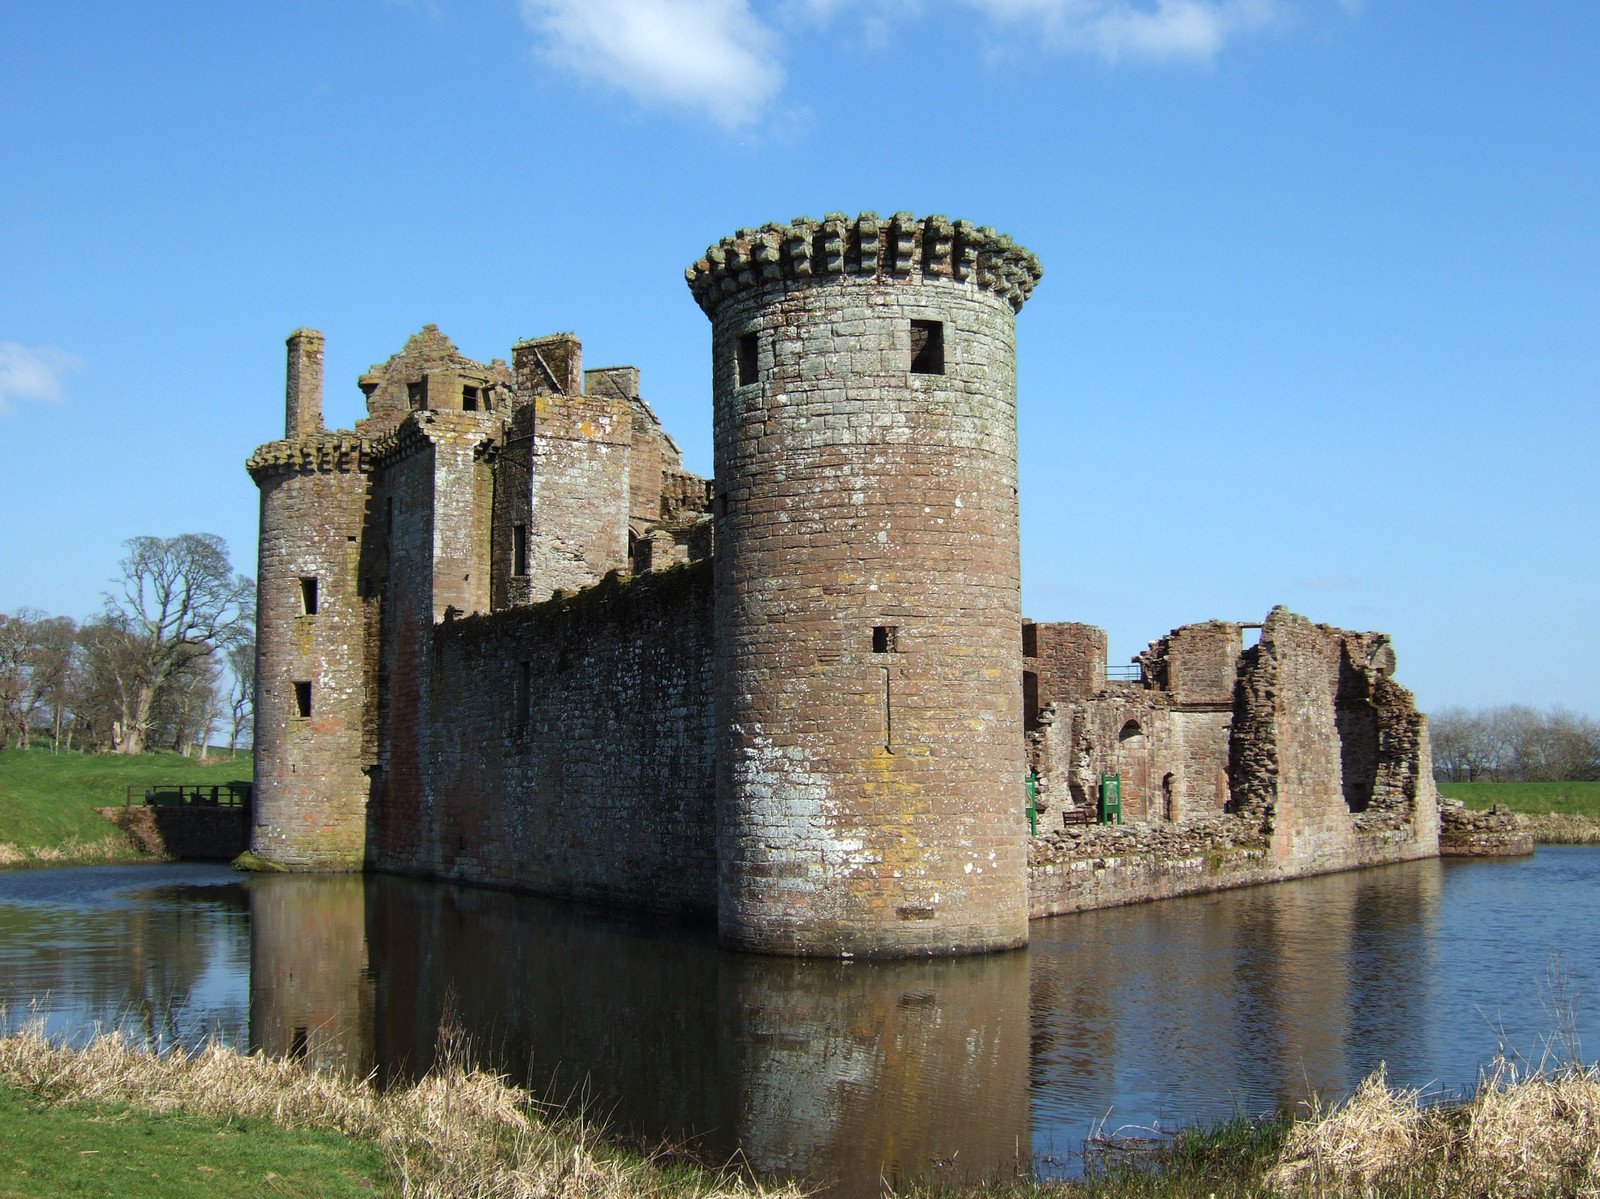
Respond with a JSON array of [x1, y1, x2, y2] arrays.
[[0, 833, 147, 867], [0, 1024, 798, 1199], [1520, 813, 1600, 845], [1270, 1059, 1600, 1196]]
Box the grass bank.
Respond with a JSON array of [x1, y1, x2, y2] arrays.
[[1437, 780, 1600, 844], [0, 1025, 790, 1199], [0, 746, 251, 868], [3, 1028, 1596, 1199]]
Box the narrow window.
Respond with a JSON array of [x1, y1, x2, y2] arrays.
[[407, 380, 425, 410], [737, 332, 759, 387], [872, 625, 897, 654], [298, 576, 319, 615], [462, 385, 479, 412], [293, 681, 312, 718], [1022, 622, 1038, 658], [512, 523, 528, 577], [910, 320, 944, 375]]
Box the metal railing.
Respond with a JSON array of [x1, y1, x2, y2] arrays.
[[1106, 664, 1144, 682], [125, 782, 254, 809]]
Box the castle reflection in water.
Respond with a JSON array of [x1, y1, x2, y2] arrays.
[[241, 859, 1457, 1191]]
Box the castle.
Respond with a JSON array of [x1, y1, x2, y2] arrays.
[[249, 212, 1444, 958]]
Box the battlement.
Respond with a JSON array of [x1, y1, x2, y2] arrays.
[[684, 211, 1043, 317], [246, 433, 369, 482]]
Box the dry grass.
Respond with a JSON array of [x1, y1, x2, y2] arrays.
[[1519, 813, 1600, 845], [0, 1024, 799, 1199], [0, 833, 154, 868], [1271, 1060, 1600, 1197]]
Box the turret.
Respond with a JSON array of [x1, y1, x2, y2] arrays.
[[687, 212, 1043, 957], [248, 330, 374, 870]]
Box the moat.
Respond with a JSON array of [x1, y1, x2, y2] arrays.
[[3, 849, 1596, 1194]]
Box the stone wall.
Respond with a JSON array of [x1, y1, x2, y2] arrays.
[[1439, 800, 1534, 857], [99, 803, 250, 862], [372, 562, 718, 919]]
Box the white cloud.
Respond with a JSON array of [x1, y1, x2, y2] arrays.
[[960, 0, 1284, 63], [0, 343, 83, 416], [520, 0, 785, 129]]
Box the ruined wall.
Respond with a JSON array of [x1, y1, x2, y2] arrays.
[[373, 562, 718, 918], [356, 324, 512, 438], [1023, 621, 1105, 731], [692, 213, 1041, 957]]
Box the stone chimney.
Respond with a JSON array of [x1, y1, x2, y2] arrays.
[[285, 328, 326, 437]]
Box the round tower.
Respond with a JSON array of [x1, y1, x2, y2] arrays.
[[248, 329, 373, 869], [687, 213, 1043, 957]]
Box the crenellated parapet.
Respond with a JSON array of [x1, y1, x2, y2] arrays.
[[246, 434, 370, 482], [684, 211, 1043, 317]]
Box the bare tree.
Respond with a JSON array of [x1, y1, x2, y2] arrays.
[[98, 534, 253, 755], [0, 613, 29, 749], [29, 615, 78, 752], [1432, 704, 1600, 782], [225, 635, 254, 759]]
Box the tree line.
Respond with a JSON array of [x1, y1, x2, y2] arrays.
[[0, 533, 253, 758], [1430, 705, 1600, 783]]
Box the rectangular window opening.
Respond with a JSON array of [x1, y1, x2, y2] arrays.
[[910, 320, 944, 375], [407, 380, 426, 410], [293, 681, 312, 719], [462, 385, 479, 412], [1022, 622, 1038, 658], [512, 523, 528, 577], [298, 576, 319, 616], [736, 332, 759, 387], [873, 625, 897, 654]]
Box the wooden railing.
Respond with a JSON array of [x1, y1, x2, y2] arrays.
[[125, 782, 254, 809]]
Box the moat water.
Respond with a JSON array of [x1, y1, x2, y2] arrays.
[[2, 849, 1596, 1194]]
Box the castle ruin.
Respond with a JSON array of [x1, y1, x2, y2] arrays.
[[249, 212, 1443, 958]]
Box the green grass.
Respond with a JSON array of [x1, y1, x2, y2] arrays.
[[1437, 780, 1600, 818], [0, 1086, 384, 1199], [0, 745, 251, 862], [903, 1116, 1292, 1198]]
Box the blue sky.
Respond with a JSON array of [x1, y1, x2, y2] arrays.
[[2, 0, 1596, 716]]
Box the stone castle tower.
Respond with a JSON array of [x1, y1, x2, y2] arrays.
[[687, 214, 1043, 955], [249, 329, 373, 869]]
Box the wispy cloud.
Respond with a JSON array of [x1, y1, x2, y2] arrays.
[[958, 0, 1284, 63], [519, 0, 785, 129], [0, 343, 83, 416], [520, 0, 1351, 126]]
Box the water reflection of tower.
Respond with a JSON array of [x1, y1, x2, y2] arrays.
[[717, 949, 1031, 1193], [359, 873, 1030, 1195], [248, 874, 374, 1077]]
